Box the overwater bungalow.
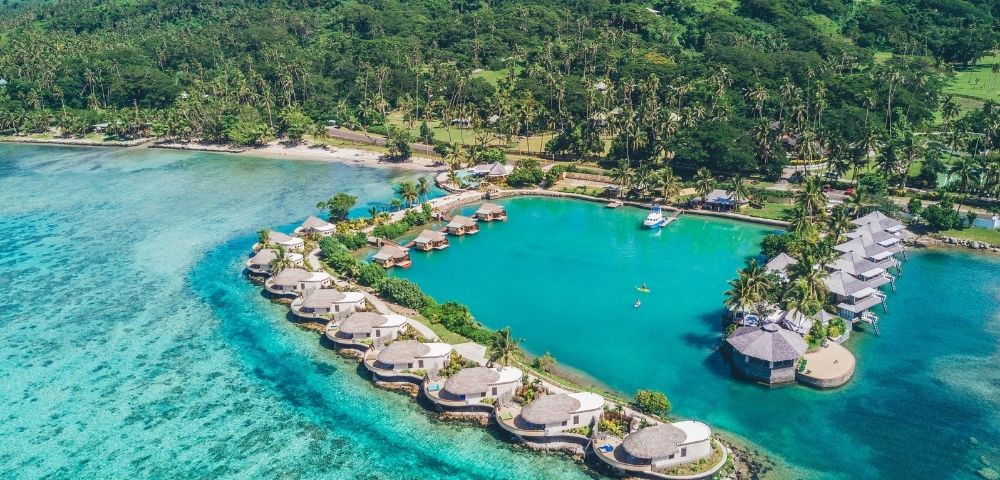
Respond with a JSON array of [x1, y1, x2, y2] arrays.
[[264, 268, 332, 296], [725, 322, 808, 385], [765, 252, 797, 279], [593, 421, 718, 477], [700, 189, 748, 211], [245, 248, 304, 275], [852, 211, 908, 233], [294, 216, 336, 237], [828, 252, 894, 289], [267, 231, 305, 252], [327, 312, 408, 350], [823, 271, 886, 325], [497, 392, 605, 445], [373, 244, 412, 268], [290, 288, 366, 320], [446, 216, 479, 235], [834, 236, 901, 271], [475, 203, 507, 222], [412, 230, 449, 251], [364, 340, 453, 382], [424, 366, 522, 411]]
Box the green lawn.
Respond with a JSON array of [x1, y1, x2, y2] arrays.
[[945, 54, 1000, 102], [471, 66, 522, 86], [744, 201, 793, 220], [939, 227, 1000, 244]]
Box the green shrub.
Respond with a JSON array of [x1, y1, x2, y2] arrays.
[[356, 262, 387, 287], [335, 231, 368, 250], [634, 389, 671, 417], [379, 277, 430, 309]]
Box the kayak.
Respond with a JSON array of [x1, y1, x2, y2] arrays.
[[636, 287, 651, 293]]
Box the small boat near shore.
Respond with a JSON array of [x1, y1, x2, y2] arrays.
[[642, 205, 666, 228]]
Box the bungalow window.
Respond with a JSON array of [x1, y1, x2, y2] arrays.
[[375, 329, 381, 337], [407, 363, 413, 369], [561, 421, 567, 426], [573, 415, 579, 425], [668, 453, 675, 460], [681, 447, 687, 457], [418, 360, 424, 368], [491, 387, 497, 396]]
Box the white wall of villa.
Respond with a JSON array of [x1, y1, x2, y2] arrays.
[[543, 392, 604, 434], [344, 314, 407, 340], [381, 343, 452, 371], [653, 421, 713, 469]]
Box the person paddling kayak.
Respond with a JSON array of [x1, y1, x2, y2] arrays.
[[634, 298, 641, 308]]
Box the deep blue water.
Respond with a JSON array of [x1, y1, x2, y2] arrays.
[[0, 145, 599, 479]]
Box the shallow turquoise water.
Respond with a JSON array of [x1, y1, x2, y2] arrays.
[[399, 197, 1000, 480], [0, 145, 601, 479]]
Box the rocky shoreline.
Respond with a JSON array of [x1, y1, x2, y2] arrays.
[[909, 235, 999, 254]]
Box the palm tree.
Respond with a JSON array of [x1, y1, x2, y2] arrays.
[[727, 174, 751, 211], [257, 229, 271, 250], [694, 167, 715, 205], [268, 246, 294, 274], [795, 176, 828, 216], [723, 276, 755, 318], [489, 327, 525, 367], [844, 189, 872, 218], [395, 181, 419, 207], [368, 206, 380, 223], [826, 206, 853, 243], [782, 279, 824, 317], [416, 177, 430, 202], [787, 248, 830, 303], [655, 167, 682, 203], [610, 163, 634, 198], [447, 169, 464, 189]]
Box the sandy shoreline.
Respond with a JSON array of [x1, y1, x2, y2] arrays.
[[1, 136, 447, 173]]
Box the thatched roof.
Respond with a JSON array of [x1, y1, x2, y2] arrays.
[[520, 393, 580, 425], [726, 323, 807, 362], [248, 249, 277, 266], [301, 288, 347, 308], [448, 216, 477, 228], [488, 163, 509, 177], [373, 244, 409, 260], [476, 203, 505, 214], [415, 229, 446, 243], [622, 424, 688, 460], [377, 340, 430, 364], [852, 211, 902, 231], [443, 367, 500, 396], [300, 215, 334, 230], [823, 271, 870, 297], [271, 268, 311, 284], [268, 231, 295, 243], [339, 312, 389, 335]]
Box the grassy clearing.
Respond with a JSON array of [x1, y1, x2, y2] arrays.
[[743, 201, 792, 220], [945, 54, 1000, 102], [939, 227, 1000, 244], [383, 112, 555, 152], [471, 66, 522, 86]]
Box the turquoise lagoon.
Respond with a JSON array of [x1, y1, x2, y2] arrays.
[[398, 197, 1000, 480], [0, 145, 600, 479]]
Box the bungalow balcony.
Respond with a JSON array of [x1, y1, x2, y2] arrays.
[[495, 405, 562, 440], [835, 290, 885, 320], [592, 437, 727, 480], [363, 348, 425, 383]]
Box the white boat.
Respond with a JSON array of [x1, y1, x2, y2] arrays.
[[642, 205, 666, 228]]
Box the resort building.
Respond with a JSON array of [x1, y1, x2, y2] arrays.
[[471, 162, 514, 181], [245, 248, 304, 275], [267, 231, 305, 253], [446, 216, 480, 235], [412, 230, 449, 251], [700, 189, 748, 211], [828, 252, 894, 290], [594, 421, 715, 475], [327, 312, 408, 349], [725, 322, 808, 385], [778, 308, 836, 336], [475, 203, 507, 222], [290, 288, 366, 320], [372, 244, 412, 268], [499, 392, 605, 437], [764, 252, 797, 279], [823, 271, 886, 324], [295, 216, 336, 237], [264, 268, 332, 296], [370, 340, 452, 374], [436, 366, 522, 404]]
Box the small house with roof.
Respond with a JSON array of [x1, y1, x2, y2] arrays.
[[331, 312, 408, 348], [290, 288, 366, 319], [446, 216, 479, 235], [824, 271, 885, 323], [700, 189, 748, 211], [372, 244, 412, 268], [295, 216, 336, 236], [412, 230, 449, 251], [246, 248, 304, 275], [264, 268, 332, 296], [372, 340, 452, 373], [765, 253, 797, 279], [725, 323, 808, 385], [438, 366, 522, 404], [510, 392, 604, 435], [475, 202, 507, 222], [828, 252, 894, 289], [471, 162, 514, 181], [613, 421, 713, 470], [267, 231, 305, 252]]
